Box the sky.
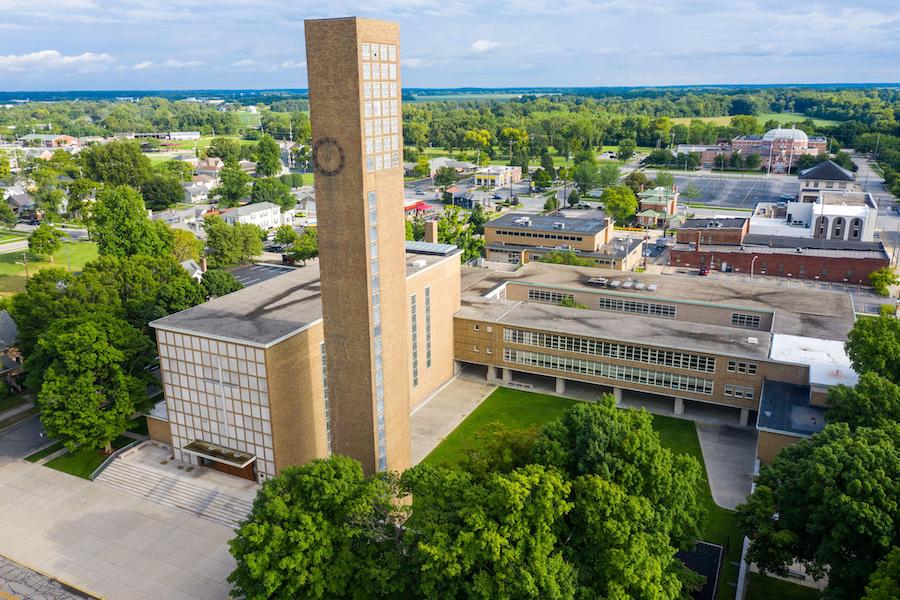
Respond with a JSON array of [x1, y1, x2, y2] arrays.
[[0, 0, 898, 91]]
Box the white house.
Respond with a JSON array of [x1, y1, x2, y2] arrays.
[[221, 202, 282, 230], [750, 191, 878, 242]]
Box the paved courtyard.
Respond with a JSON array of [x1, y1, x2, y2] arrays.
[[0, 555, 94, 600], [0, 460, 234, 600]]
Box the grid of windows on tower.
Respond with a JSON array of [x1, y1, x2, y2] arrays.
[[503, 348, 715, 395], [360, 42, 400, 173], [410, 293, 419, 387], [320, 341, 331, 455], [730, 313, 761, 329], [368, 191, 387, 471], [158, 332, 275, 480], [424, 286, 432, 368], [503, 328, 716, 373]]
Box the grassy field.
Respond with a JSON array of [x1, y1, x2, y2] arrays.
[[670, 113, 841, 127], [422, 387, 743, 600], [0, 241, 98, 296], [745, 573, 821, 600], [0, 230, 28, 244], [44, 435, 133, 479]]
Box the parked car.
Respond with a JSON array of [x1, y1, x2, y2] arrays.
[[266, 245, 285, 253], [415, 189, 425, 195], [491, 193, 502, 200], [698, 267, 709, 276]]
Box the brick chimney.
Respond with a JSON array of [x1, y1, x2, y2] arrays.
[[424, 219, 439, 244]]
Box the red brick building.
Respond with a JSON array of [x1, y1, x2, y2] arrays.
[[676, 218, 749, 245]]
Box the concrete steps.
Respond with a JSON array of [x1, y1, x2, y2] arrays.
[[95, 460, 253, 527]]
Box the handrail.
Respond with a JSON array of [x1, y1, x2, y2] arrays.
[[88, 439, 144, 481]]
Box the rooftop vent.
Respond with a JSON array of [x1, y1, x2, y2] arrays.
[[747, 337, 759, 344], [515, 216, 531, 226], [554, 222, 566, 230], [412, 259, 427, 269]]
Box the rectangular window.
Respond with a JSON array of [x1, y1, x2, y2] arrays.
[[320, 342, 331, 455], [503, 328, 716, 373], [724, 384, 755, 399], [597, 296, 676, 318], [424, 287, 432, 369], [504, 348, 714, 395], [410, 294, 419, 387], [527, 289, 575, 304], [727, 360, 757, 374], [730, 313, 761, 329]]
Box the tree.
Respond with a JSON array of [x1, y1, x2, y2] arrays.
[[597, 163, 620, 188], [0, 202, 17, 229], [623, 170, 650, 195], [540, 250, 593, 267], [402, 464, 577, 600], [200, 270, 243, 299], [845, 315, 900, 383], [79, 140, 152, 187], [437, 205, 482, 262], [567, 189, 580, 207], [229, 456, 409, 600], [89, 185, 174, 258], [601, 185, 638, 224], [827, 372, 900, 430], [235, 223, 264, 262], [869, 267, 898, 296], [212, 164, 251, 208], [30, 314, 151, 453], [618, 139, 636, 160], [66, 178, 98, 219], [532, 168, 552, 189], [172, 229, 202, 263], [682, 182, 701, 203], [572, 161, 600, 194], [544, 196, 559, 212], [654, 170, 675, 189], [291, 228, 318, 265], [413, 157, 430, 178], [738, 423, 900, 599], [468, 204, 488, 235], [250, 178, 295, 212], [28, 223, 63, 260], [539, 148, 556, 179], [255, 134, 283, 177], [433, 166, 458, 190], [206, 137, 243, 164], [157, 159, 194, 183], [0, 149, 10, 179], [142, 173, 184, 211], [743, 153, 762, 170], [863, 547, 900, 600]]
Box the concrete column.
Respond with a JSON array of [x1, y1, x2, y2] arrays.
[[453, 360, 462, 375], [613, 387, 623, 405], [674, 397, 685, 415], [740, 408, 750, 427], [555, 377, 566, 395], [502, 368, 512, 383]]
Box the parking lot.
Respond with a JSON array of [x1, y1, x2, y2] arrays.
[[673, 174, 796, 208], [226, 263, 294, 287]]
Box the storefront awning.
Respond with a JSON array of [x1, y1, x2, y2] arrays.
[[182, 440, 256, 469]]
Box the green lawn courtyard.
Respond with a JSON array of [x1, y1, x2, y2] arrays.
[[43, 435, 134, 479], [422, 387, 752, 600], [0, 241, 98, 296]]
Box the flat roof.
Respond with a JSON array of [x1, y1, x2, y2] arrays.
[[757, 380, 825, 437], [819, 191, 875, 208], [673, 241, 888, 260], [152, 249, 457, 347], [486, 212, 608, 234], [458, 298, 773, 359], [460, 262, 856, 341], [769, 334, 858, 387], [741, 234, 884, 252], [487, 237, 642, 259], [682, 217, 747, 229]]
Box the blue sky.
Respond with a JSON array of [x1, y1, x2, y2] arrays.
[[0, 1, 898, 90]]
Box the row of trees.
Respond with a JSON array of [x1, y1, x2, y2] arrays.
[[229, 395, 707, 599], [738, 315, 900, 600]]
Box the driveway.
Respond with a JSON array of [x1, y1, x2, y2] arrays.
[[0, 417, 48, 466], [696, 423, 757, 510]]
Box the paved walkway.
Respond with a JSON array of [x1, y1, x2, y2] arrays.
[[696, 423, 757, 510], [0, 460, 234, 600], [410, 375, 496, 465], [0, 555, 95, 599]]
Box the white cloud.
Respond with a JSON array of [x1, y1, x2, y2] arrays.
[[132, 60, 153, 70], [161, 58, 203, 69], [231, 59, 259, 68], [469, 39, 500, 53], [0, 49, 114, 72], [279, 59, 306, 69]]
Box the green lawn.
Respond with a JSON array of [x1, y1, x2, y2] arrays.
[[0, 241, 98, 296], [422, 387, 743, 600], [0, 230, 28, 243], [745, 573, 822, 600], [44, 435, 134, 479], [24, 440, 64, 463]]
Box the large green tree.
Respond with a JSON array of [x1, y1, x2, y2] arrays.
[[0, 201, 16, 229], [250, 177, 295, 212], [827, 372, 900, 429], [206, 137, 243, 164], [845, 315, 900, 383], [229, 456, 410, 600], [89, 185, 174, 258], [203, 215, 263, 267], [30, 314, 151, 453], [863, 547, 900, 600], [28, 223, 63, 259], [172, 229, 202, 262], [142, 173, 184, 211], [738, 423, 900, 599], [200, 269, 243, 299], [572, 161, 600, 194], [597, 163, 621, 188], [254, 134, 283, 177], [212, 164, 251, 208], [79, 139, 152, 187], [601, 185, 639, 223]]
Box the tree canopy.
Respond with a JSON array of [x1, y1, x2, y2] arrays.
[[89, 185, 174, 258], [79, 139, 152, 187], [251, 177, 295, 212], [254, 134, 283, 177], [200, 269, 244, 299], [600, 185, 639, 224], [845, 315, 900, 383], [28, 223, 63, 259], [827, 372, 900, 430], [142, 173, 184, 211]]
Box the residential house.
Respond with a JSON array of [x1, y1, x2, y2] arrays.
[[221, 202, 282, 230], [196, 157, 224, 179]]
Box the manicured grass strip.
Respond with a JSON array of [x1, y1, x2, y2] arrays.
[[0, 407, 38, 431], [745, 572, 821, 600], [0, 241, 98, 296], [25, 441, 65, 462], [44, 435, 135, 479]]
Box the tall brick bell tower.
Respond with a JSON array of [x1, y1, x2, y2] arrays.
[[304, 18, 410, 473]]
